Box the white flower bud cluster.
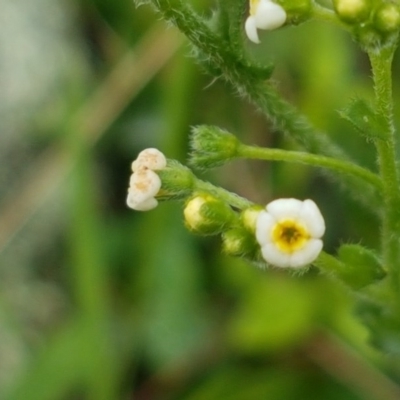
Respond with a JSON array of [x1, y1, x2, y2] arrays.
[[255, 198, 325, 268], [245, 0, 287, 43], [126, 148, 167, 211]]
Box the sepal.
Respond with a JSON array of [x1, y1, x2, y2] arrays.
[[189, 125, 240, 169], [157, 160, 195, 201]]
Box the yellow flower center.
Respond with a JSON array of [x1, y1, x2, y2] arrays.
[[249, 0, 259, 15], [271, 219, 310, 253]]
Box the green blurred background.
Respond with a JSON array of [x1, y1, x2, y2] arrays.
[[1, 0, 400, 399]]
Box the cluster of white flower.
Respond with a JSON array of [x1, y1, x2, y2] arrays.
[[126, 151, 325, 268], [126, 148, 167, 211], [245, 0, 287, 43], [255, 198, 325, 268]]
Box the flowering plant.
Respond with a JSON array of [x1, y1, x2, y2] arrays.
[[131, 0, 400, 356]]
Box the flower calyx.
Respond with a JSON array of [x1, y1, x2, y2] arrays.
[[189, 125, 240, 170]]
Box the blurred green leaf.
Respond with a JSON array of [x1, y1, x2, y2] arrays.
[[339, 99, 387, 140], [227, 276, 316, 353]]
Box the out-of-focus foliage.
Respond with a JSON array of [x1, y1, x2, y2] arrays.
[[1, 0, 400, 399]]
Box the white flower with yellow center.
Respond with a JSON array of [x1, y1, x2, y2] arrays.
[[255, 198, 325, 268], [245, 0, 287, 43], [126, 148, 167, 211]]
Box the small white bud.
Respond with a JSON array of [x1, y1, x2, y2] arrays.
[[131, 148, 167, 172], [126, 168, 161, 211]]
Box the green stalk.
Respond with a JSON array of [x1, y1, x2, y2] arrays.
[[368, 44, 400, 291], [196, 179, 254, 209], [311, 3, 348, 30], [238, 144, 383, 191]]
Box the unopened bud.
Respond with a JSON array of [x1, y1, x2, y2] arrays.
[[333, 0, 370, 22], [222, 228, 259, 258], [189, 126, 240, 169], [184, 194, 236, 235], [241, 206, 264, 233], [374, 3, 400, 33]]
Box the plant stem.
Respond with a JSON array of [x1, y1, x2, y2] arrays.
[[311, 3, 348, 30], [369, 44, 400, 291], [238, 144, 383, 191], [196, 179, 254, 209]]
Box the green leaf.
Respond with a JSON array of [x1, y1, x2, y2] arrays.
[[338, 244, 386, 286], [316, 246, 386, 290], [339, 98, 388, 140], [227, 277, 315, 353]]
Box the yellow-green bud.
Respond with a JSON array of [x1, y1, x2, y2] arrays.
[[222, 228, 259, 258], [374, 3, 400, 33], [241, 206, 264, 233], [333, 0, 371, 22], [189, 125, 240, 169], [184, 194, 236, 235]]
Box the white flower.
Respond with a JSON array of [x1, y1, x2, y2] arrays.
[[131, 148, 167, 172], [245, 0, 287, 43], [127, 148, 167, 211], [255, 198, 325, 268], [127, 168, 161, 211]]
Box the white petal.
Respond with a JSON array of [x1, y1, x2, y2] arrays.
[[255, 211, 275, 246], [126, 192, 139, 209], [134, 197, 159, 211], [126, 191, 158, 211], [298, 199, 325, 238], [260, 243, 291, 267], [289, 239, 323, 268], [245, 16, 260, 43], [131, 160, 139, 172], [266, 198, 303, 221], [136, 148, 167, 170], [254, 0, 287, 30], [128, 169, 161, 204]]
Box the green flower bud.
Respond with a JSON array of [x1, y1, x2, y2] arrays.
[[157, 160, 195, 201], [277, 0, 312, 24], [333, 0, 371, 22], [222, 228, 259, 258], [374, 3, 400, 33], [240, 206, 264, 233], [189, 125, 240, 169], [184, 194, 236, 235]]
